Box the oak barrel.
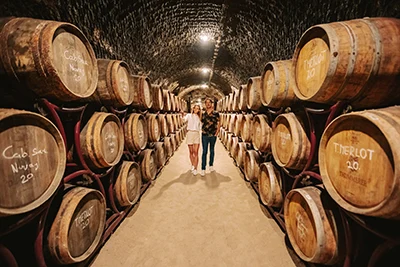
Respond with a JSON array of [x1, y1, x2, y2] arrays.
[[292, 17, 400, 108], [124, 113, 148, 152], [153, 142, 166, 169], [232, 89, 240, 111], [237, 142, 252, 168], [230, 136, 239, 157], [170, 92, 177, 111], [228, 114, 236, 133], [246, 76, 262, 110], [319, 106, 400, 219], [226, 133, 234, 152], [170, 133, 177, 152], [163, 136, 173, 158], [130, 75, 153, 110], [47, 186, 106, 264], [240, 114, 254, 142], [162, 89, 171, 111], [158, 114, 169, 137], [137, 149, 157, 182], [234, 113, 243, 137], [114, 161, 142, 207], [166, 114, 175, 133], [89, 59, 133, 107], [238, 84, 248, 111], [259, 162, 283, 208], [261, 60, 297, 108], [244, 150, 261, 182], [80, 112, 124, 169], [0, 109, 66, 216], [271, 112, 310, 170], [284, 186, 342, 265], [252, 114, 272, 153], [151, 84, 164, 111], [0, 17, 98, 102], [146, 114, 160, 142]]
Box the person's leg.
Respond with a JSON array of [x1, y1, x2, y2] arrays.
[[188, 144, 194, 168], [209, 136, 217, 167], [193, 143, 200, 170], [201, 135, 209, 170]]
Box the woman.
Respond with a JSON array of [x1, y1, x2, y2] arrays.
[[183, 105, 202, 175]]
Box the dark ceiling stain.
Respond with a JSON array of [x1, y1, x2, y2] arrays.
[[0, 0, 399, 101]]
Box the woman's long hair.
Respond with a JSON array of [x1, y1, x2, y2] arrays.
[[192, 104, 202, 121]]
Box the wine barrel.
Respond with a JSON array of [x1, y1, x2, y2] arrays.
[[166, 114, 175, 133], [241, 114, 254, 142], [232, 89, 240, 111], [162, 89, 171, 111], [172, 114, 179, 132], [228, 113, 236, 133], [234, 113, 243, 137], [164, 136, 173, 158], [246, 76, 262, 110], [80, 112, 124, 169], [137, 149, 157, 182], [47, 187, 106, 264], [292, 17, 400, 109], [0, 109, 66, 216], [222, 131, 228, 147], [238, 84, 248, 111], [284, 186, 342, 265], [226, 133, 234, 152], [114, 161, 142, 207], [271, 112, 310, 170], [259, 162, 283, 208], [230, 136, 239, 157], [227, 93, 234, 112], [158, 114, 169, 138], [153, 142, 166, 169], [237, 142, 252, 168], [146, 114, 160, 142], [261, 60, 297, 108], [170, 133, 177, 151], [124, 113, 148, 152], [319, 106, 400, 219], [219, 127, 225, 140], [0, 17, 98, 102], [151, 84, 164, 111], [244, 150, 261, 182], [252, 115, 272, 153], [89, 59, 133, 107], [130, 75, 153, 110], [170, 92, 177, 111]]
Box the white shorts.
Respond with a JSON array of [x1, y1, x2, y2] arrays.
[[187, 131, 200, 144]]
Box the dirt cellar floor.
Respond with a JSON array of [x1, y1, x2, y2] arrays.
[[91, 140, 306, 267]]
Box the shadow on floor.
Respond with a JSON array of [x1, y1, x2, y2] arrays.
[[151, 171, 200, 199], [200, 171, 232, 189]]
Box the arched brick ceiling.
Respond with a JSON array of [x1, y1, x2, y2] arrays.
[[1, 0, 399, 101]]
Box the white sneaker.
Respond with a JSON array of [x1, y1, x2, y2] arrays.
[[190, 165, 195, 172], [192, 169, 198, 176], [200, 170, 205, 176], [209, 166, 215, 172]]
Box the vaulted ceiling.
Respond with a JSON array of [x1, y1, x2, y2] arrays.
[[1, 0, 399, 102]]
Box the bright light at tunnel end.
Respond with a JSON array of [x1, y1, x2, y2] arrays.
[[199, 34, 211, 42], [201, 67, 210, 74]]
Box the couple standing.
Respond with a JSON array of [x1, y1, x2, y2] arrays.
[[183, 98, 220, 176]]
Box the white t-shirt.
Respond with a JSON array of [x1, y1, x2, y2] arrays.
[[184, 113, 201, 131]]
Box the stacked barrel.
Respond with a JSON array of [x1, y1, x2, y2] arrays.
[[0, 17, 187, 267], [218, 17, 400, 266]]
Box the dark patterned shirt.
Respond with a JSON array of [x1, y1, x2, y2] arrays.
[[202, 110, 220, 136]]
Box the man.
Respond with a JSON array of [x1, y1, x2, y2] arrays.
[[200, 97, 220, 176]]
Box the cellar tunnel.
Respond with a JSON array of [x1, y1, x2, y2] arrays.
[[0, 0, 399, 104]]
